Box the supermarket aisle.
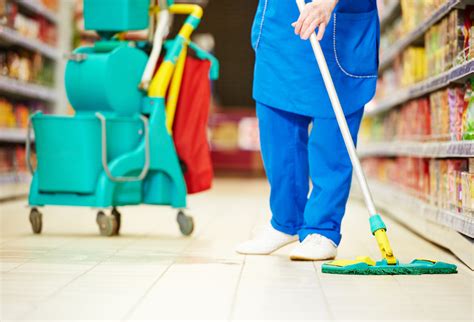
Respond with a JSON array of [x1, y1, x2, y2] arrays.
[[0, 178, 472, 321]]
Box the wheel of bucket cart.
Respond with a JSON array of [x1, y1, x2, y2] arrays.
[[96, 210, 119, 236], [29, 207, 43, 234], [177, 210, 194, 236], [111, 207, 121, 234]]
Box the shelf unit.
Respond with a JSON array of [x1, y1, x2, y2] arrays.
[[16, 0, 59, 24], [0, 76, 58, 102], [0, 0, 64, 201], [379, 0, 463, 71], [0, 26, 60, 61], [368, 57, 474, 116], [358, 140, 474, 158], [361, 0, 474, 268], [352, 180, 473, 268], [0, 128, 32, 144]]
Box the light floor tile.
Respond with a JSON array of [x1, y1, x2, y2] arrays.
[[231, 256, 332, 321], [128, 263, 242, 320]]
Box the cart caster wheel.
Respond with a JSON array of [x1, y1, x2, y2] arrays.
[[177, 211, 194, 236], [96, 211, 118, 237], [29, 208, 42, 234], [111, 207, 121, 235]]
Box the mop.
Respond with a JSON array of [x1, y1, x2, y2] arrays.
[[295, 0, 457, 275], [140, 0, 172, 90]]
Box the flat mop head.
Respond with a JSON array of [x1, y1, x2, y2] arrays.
[[322, 258, 457, 275], [321, 216, 457, 275]]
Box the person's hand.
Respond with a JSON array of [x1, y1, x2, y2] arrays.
[[292, 0, 338, 41]]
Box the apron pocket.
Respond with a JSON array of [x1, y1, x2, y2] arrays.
[[333, 9, 379, 78], [251, 0, 268, 51]]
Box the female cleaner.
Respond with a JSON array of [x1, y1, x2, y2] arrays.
[[236, 0, 380, 260]]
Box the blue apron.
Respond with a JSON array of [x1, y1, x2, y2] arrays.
[[252, 0, 380, 118]]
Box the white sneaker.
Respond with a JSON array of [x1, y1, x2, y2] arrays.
[[289, 234, 337, 261], [235, 225, 298, 255]]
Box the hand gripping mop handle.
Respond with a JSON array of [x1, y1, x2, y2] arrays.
[[295, 0, 396, 264]]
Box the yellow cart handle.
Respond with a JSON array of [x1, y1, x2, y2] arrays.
[[148, 4, 203, 98]]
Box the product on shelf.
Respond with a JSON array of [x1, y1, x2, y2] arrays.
[[426, 7, 474, 77], [464, 78, 474, 140], [449, 8, 473, 66], [0, 47, 55, 86], [447, 159, 468, 211], [363, 78, 474, 142], [0, 0, 58, 46], [40, 0, 58, 12], [0, 0, 16, 27], [402, 47, 426, 86], [461, 171, 473, 213], [379, 0, 445, 55], [0, 97, 47, 128], [363, 156, 473, 214], [0, 97, 16, 127], [448, 86, 465, 141], [400, 0, 439, 35], [461, 159, 474, 213], [430, 87, 450, 141], [377, 5, 474, 101], [0, 145, 33, 178], [0, 146, 13, 173]]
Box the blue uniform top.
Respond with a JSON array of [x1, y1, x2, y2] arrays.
[[252, 0, 380, 118]]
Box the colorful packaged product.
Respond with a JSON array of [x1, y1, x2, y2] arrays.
[[463, 79, 474, 140], [461, 172, 474, 213], [447, 159, 468, 211], [429, 159, 441, 206], [448, 86, 467, 141]]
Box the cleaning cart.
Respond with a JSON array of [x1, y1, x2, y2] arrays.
[[26, 0, 219, 236]]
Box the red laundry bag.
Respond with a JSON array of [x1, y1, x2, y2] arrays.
[[172, 56, 213, 194]]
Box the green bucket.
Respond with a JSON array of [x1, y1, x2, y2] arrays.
[[33, 114, 144, 194]]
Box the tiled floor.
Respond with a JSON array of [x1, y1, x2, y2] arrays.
[[0, 178, 472, 321]]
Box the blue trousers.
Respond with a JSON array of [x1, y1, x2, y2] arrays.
[[256, 102, 364, 245]]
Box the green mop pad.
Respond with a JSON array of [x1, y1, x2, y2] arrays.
[[322, 259, 457, 275]]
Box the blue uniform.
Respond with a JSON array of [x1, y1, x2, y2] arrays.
[[252, 0, 379, 244]]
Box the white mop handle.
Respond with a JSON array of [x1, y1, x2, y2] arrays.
[[295, 0, 378, 217], [140, 10, 171, 89]]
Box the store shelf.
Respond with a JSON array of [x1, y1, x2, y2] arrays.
[[358, 140, 474, 158], [0, 26, 60, 60], [16, 0, 58, 24], [380, 1, 401, 31], [352, 179, 474, 268], [0, 128, 31, 144], [366, 89, 410, 116], [379, 0, 462, 71], [367, 59, 474, 116], [0, 76, 57, 102]]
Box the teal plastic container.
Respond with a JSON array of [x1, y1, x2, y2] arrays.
[[65, 45, 148, 116], [33, 114, 144, 194], [84, 0, 150, 32]]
